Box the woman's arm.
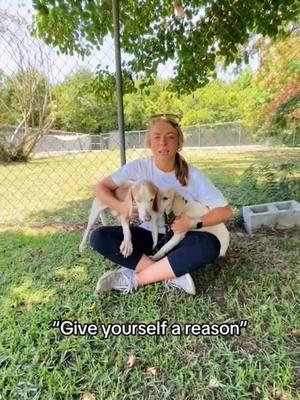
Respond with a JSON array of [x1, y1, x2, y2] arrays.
[[171, 205, 233, 234], [200, 205, 232, 227], [93, 176, 129, 219]]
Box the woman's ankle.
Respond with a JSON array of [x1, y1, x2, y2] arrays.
[[135, 255, 155, 272]]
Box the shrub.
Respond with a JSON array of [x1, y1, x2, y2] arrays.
[[238, 161, 299, 206]]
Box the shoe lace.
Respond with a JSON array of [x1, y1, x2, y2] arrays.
[[117, 271, 136, 294], [163, 279, 179, 292]]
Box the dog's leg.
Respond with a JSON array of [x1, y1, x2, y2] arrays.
[[79, 198, 104, 253], [119, 216, 133, 258], [151, 233, 185, 261], [99, 211, 108, 226], [151, 216, 159, 250]]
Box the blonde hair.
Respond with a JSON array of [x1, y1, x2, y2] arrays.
[[146, 116, 189, 186]]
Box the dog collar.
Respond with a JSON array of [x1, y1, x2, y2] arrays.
[[164, 211, 176, 232]]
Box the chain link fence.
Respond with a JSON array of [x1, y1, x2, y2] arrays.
[[1, 120, 253, 154], [0, 1, 299, 228]]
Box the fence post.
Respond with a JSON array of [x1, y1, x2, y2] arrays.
[[112, 0, 126, 166], [198, 125, 201, 147]]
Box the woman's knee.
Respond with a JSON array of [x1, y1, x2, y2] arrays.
[[187, 232, 221, 257], [90, 227, 102, 252], [90, 227, 112, 254], [199, 233, 221, 260], [168, 232, 221, 276]]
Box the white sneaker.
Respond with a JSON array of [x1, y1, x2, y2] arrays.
[[164, 273, 196, 295], [96, 268, 138, 294]]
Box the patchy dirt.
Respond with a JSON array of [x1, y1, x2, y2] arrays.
[[230, 335, 263, 356]]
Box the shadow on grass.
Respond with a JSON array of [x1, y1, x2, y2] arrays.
[[1, 229, 93, 307], [24, 197, 94, 226], [24, 177, 241, 227], [1, 227, 299, 398]]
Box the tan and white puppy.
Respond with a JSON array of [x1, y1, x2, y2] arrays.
[[79, 180, 161, 257], [152, 189, 230, 260]]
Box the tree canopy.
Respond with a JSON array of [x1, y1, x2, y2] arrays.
[[0, 11, 56, 161], [33, 0, 297, 92], [248, 34, 300, 145], [54, 68, 118, 133]]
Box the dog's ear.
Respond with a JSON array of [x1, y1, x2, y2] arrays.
[[172, 192, 186, 216], [152, 188, 160, 213]]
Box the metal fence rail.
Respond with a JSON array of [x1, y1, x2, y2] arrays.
[[0, 121, 255, 155]]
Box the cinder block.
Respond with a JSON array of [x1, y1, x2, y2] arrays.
[[242, 200, 300, 234]]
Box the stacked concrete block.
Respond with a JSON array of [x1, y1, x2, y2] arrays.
[[242, 200, 300, 234]]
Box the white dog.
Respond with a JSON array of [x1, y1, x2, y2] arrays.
[[79, 180, 161, 257], [151, 189, 230, 261]]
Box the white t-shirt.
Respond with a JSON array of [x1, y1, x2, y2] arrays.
[[111, 156, 228, 232]]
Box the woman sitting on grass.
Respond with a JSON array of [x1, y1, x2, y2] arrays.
[[90, 114, 232, 295]]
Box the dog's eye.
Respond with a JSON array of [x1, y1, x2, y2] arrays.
[[163, 197, 169, 201], [150, 198, 154, 202]]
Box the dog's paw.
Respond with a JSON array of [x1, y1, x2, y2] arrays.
[[120, 240, 133, 258], [79, 243, 86, 253], [149, 253, 161, 261]]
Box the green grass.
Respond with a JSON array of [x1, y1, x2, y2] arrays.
[[1, 147, 300, 399], [1, 147, 299, 226], [0, 227, 299, 399]]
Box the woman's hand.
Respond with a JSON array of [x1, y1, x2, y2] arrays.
[[171, 213, 193, 234]]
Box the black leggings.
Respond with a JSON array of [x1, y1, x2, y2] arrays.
[[90, 226, 221, 277]]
